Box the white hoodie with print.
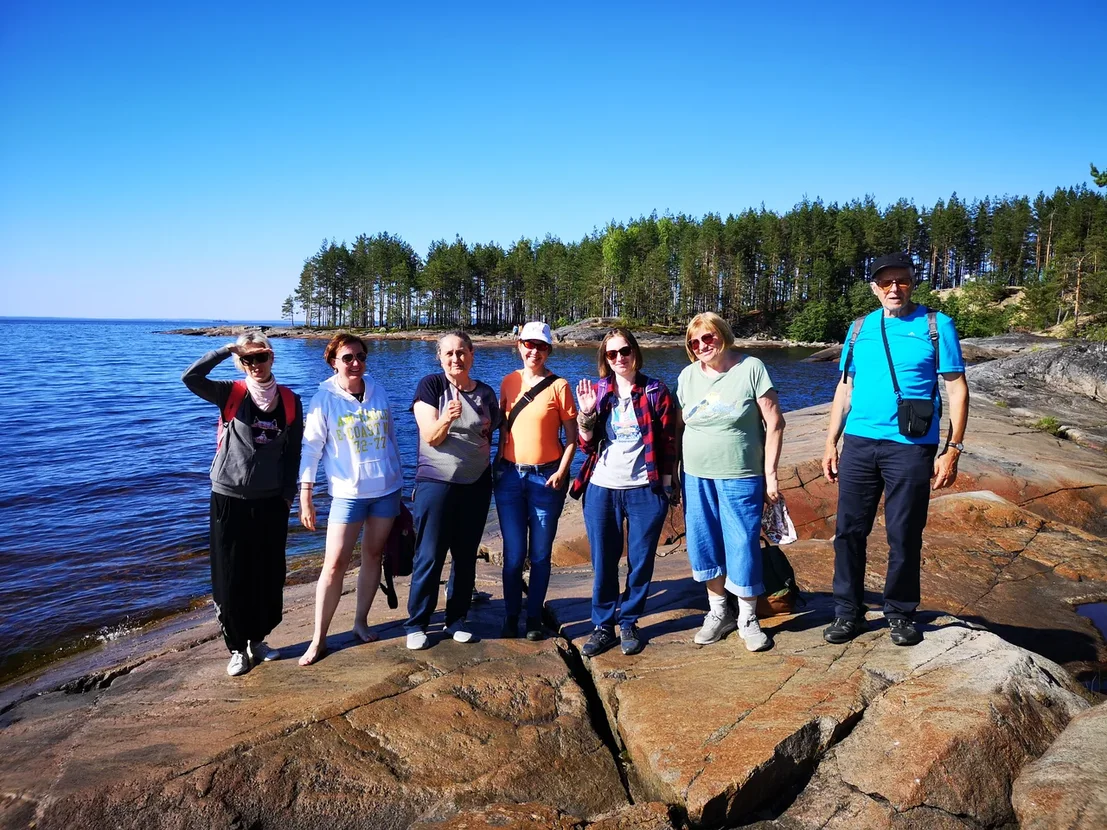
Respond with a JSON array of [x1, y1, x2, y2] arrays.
[[299, 374, 403, 499]]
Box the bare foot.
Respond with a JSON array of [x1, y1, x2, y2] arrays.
[[352, 622, 380, 643], [298, 641, 328, 666]]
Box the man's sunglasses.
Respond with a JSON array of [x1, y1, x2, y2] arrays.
[[605, 346, 633, 361], [521, 339, 551, 353], [339, 352, 367, 364], [687, 331, 718, 352], [240, 351, 272, 366], [875, 276, 913, 290]]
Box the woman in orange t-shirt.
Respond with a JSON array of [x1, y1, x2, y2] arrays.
[[495, 321, 578, 640]]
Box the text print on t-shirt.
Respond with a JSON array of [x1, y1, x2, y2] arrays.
[[335, 409, 390, 452]]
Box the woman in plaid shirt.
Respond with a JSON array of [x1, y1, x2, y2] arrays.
[[570, 328, 676, 657]]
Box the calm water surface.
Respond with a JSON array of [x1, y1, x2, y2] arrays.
[[0, 318, 839, 676]]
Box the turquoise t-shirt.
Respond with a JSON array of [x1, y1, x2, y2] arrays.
[[839, 305, 965, 445], [676, 355, 775, 479]]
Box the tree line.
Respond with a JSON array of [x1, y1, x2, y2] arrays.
[[286, 180, 1107, 342]]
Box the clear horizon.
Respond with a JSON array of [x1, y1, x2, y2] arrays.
[[3, 0, 1105, 320]]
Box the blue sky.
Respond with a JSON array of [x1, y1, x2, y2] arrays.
[[2, 0, 1104, 320]]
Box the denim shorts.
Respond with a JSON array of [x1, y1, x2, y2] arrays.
[[328, 489, 402, 524]]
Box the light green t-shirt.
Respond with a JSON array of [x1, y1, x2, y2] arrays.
[[676, 356, 774, 479]]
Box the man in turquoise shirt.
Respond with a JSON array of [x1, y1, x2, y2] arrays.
[[821, 252, 969, 646]]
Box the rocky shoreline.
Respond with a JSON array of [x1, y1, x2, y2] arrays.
[[3, 383, 1106, 829]]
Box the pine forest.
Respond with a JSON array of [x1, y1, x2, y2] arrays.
[[287, 183, 1107, 342]]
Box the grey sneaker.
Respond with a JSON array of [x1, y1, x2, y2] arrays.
[[248, 641, 279, 664], [738, 617, 771, 652], [406, 631, 428, 650], [694, 609, 737, 645], [226, 651, 251, 676]]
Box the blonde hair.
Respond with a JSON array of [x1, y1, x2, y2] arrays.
[[684, 312, 736, 362], [231, 332, 274, 371]]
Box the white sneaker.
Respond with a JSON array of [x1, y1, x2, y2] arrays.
[[738, 617, 771, 652], [406, 631, 428, 650], [227, 651, 251, 676], [446, 620, 474, 643], [248, 641, 280, 663], [694, 609, 737, 645]]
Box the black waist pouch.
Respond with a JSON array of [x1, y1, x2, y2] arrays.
[[897, 398, 935, 438]]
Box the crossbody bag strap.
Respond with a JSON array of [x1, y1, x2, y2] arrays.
[[878, 314, 904, 403], [504, 374, 561, 433]]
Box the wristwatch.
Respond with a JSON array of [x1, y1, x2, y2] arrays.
[[946, 442, 965, 452]]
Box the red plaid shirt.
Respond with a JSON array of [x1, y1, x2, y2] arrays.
[[569, 372, 676, 499]]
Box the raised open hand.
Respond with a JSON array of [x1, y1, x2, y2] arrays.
[[576, 378, 597, 415]]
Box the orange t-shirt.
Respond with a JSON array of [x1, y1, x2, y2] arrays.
[[500, 371, 577, 465]]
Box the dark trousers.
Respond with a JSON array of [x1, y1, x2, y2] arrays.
[[832, 436, 937, 621], [405, 468, 493, 633], [582, 483, 668, 630], [209, 492, 289, 653]]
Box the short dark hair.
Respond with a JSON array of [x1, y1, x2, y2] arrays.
[[597, 328, 643, 379], [323, 332, 369, 366]]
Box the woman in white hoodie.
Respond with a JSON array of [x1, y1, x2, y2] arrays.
[[298, 333, 404, 665]]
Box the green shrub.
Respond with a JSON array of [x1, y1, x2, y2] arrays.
[[1031, 416, 1061, 435], [787, 299, 848, 342]]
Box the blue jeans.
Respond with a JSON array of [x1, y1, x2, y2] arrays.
[[495, 461, 567, 620], [583, 483, 669, 630], [833, 435, 937, 621], [683, 472, 765, 596], [405, 469, 493, 633]]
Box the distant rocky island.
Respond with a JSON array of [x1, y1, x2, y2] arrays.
[[160, 318, 827, 349]]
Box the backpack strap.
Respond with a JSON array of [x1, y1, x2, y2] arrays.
[[278, 385, 297, 424], [840, 315, 867, 384], [217, 381, 249, 448], [927, 309, 942, 415]]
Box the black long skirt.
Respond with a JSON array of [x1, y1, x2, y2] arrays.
[[209, 492, 289, 653]]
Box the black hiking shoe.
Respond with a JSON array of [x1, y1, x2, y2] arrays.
[[582, 627, 618, 657], [620, 624, 643, 656], [500, 615, 518, 639], [823, 615, 868, 644], [888, 617, 923, 646], [525, 616, 546, 641]]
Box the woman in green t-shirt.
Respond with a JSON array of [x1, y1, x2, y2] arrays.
[[676, 312, 785, 652]]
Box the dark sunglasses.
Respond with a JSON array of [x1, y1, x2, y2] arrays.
[[875, 276, 913, 290], [339, 352, 367, 364], [521, 339, 550, 353], [687, 331, 718, 352], [240, 351, 272, 366], [605, 346, 634, 361]]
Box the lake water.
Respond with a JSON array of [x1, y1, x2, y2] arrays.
[[0, 318, 839, 678]]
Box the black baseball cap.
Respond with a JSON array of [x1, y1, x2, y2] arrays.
[[871, 252, 916, 280]]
